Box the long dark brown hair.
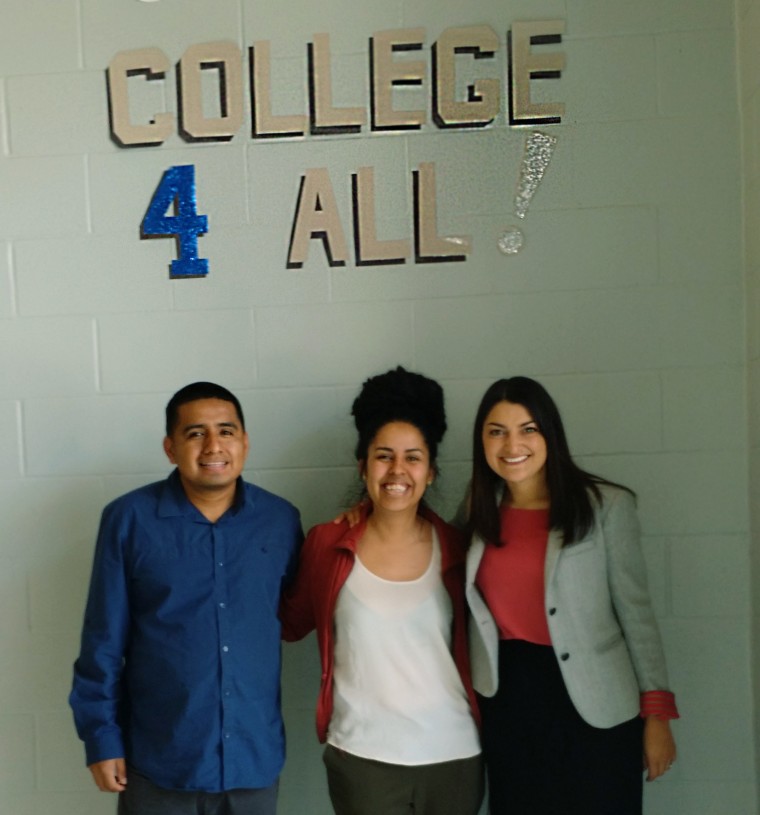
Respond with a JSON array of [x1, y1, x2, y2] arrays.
[[468, 377, 632, 546]]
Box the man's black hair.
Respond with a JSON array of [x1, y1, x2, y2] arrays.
[[165, 382, 245, 436]]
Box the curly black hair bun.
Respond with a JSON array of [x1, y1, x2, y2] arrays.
[[351, 366, 447, 461]]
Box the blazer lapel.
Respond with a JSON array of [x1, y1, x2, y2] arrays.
[[466, 535, 486, 584], [544, 528, 563, 587]]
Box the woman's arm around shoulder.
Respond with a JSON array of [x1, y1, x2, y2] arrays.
[[278, 522, 330, 642], [279, 517, 363, 641]]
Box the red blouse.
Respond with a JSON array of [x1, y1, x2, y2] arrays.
[[476, 506, 551, 645], [476, 506, 678, 721]]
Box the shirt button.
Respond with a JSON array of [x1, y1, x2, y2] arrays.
[[548, 607, 557, 616], [218, 562, 224, 567], [560, 652, 570, 661], [219, 602, 226, 609], [224, 733, 230, 739], [224, 690, 231, 697], [222, 646, 229, 652]]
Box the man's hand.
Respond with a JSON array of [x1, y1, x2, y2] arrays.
[[88, 758, 128, 792], [331, 499, 368, 527]]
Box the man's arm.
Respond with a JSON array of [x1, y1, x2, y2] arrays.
[[69, 503, 131, 786]]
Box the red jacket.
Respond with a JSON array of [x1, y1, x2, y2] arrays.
[[279, 504, 481, 743]]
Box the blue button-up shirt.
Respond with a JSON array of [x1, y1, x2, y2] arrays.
[[69, 470, 302, 792]]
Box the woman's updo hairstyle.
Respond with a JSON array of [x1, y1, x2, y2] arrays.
[[351, 366, 447, 464]]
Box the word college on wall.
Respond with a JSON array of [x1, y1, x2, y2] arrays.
[[107, 21, 566, 273]]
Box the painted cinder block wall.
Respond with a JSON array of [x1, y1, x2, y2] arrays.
[[0, 0, 753, 813]]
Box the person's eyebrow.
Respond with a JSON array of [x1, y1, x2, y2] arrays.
[[180, 420, 240, 432]]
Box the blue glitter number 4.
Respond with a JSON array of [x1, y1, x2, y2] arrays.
[[142, 165, 209, 277]]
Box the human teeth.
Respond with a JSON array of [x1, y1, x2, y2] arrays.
[[384, 484, 407, 492], [505, 456, 528, 464]]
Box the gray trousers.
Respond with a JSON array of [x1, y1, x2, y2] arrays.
[[323, 745, 484, 815], [117, 769, 278, 815]]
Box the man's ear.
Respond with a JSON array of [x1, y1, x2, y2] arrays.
[[163, 436, 175, 464]]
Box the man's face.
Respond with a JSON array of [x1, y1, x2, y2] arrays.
[[163, 398, 249, 497]]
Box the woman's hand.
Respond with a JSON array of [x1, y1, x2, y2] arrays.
[[331, 499, 368, 527], [643, 717, 676, 781]]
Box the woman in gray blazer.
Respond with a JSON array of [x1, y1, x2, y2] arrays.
[[464, 377, 677, 815]]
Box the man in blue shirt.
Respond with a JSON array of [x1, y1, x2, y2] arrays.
[[69, 382, 303, 814]]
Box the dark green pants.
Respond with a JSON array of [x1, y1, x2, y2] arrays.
[[323, 745, 484, 815]]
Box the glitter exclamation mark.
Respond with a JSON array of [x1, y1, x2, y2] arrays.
[[498, 131, 557, 255]]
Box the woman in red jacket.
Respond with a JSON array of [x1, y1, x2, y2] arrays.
[[280, 366, 483, 815]]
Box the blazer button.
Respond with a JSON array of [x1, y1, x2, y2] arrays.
[[548, 607, 557, 616], [560, 652, 570, 661]]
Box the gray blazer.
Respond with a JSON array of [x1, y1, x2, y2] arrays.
[[466, 484, 672, 728]]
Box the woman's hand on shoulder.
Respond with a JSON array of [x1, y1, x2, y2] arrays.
[[643, 717, 676, 781]]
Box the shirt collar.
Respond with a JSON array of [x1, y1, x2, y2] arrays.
[[158, 469, 247, 519]]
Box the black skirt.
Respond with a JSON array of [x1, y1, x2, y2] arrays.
[[478, 639, 643, 815]]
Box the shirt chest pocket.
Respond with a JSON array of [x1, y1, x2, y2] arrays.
[[129, 533, 214, 600], [134, 533, 211, 561]]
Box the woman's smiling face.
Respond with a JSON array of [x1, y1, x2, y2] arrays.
[[481, 400, 548, 493], [361, 421, 433, 513]]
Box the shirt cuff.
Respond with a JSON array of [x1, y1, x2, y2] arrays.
[[84, 730, 125, 767], [640, 690, 679, 720]]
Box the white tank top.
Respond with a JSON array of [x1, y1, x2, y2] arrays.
[[327, 531, 481, 764]]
